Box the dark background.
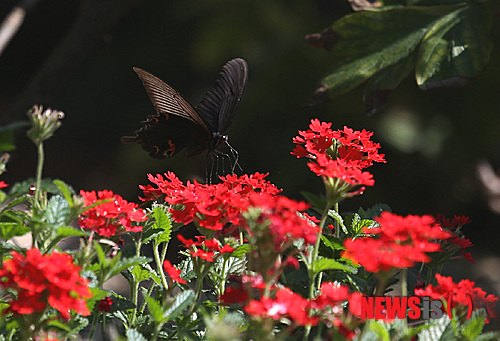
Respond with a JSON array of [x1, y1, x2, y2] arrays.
[[0, 0, 499, 327]]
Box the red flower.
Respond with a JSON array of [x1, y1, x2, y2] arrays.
[[177, 235, 235, 262], [292, 119, 385, 189], [0, 249, 92, 319], [97, 297, 113, 312], [163, 260, 187, 284], [220, 285, 250, 305], [415, 274, 498, 323], [343, 212, 452, 272], [0, 181, 8, 189], [311, 282, 351, 310], [79, 190, 147, 237], [436, 214, 471, 230], [243, 192, 320, 250], [244, 288, 319, 326]]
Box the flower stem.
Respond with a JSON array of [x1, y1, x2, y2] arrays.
[[34, 141, 44, 210], [304, 202, 331, 340], [401, 268, 408, 297], [154, 241, 169, 290]]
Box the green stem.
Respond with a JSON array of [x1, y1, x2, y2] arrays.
[[129, 235, 143, 327], [401, 268, 408, 297], [304, 202, 332, 340], [34, 141, 44, 210], [88, 307, 100, 340], [154, 241, 169, 290]]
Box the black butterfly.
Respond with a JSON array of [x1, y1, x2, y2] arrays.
[[121, 58, 248, 164]]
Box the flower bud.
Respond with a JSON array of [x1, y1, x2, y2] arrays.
[[26, 105, 64, 145]]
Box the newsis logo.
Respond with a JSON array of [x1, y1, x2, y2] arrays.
[[360, 295, 473, 320]]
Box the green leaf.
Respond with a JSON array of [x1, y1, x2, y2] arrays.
[[56, 226, 89, 238], [462, 314, 485, 340], [131, 264, 156, 283], [358, 320, 390, 341], [126, 329, 148, 341], [319, 6, 439, 97], [313, 257, 357, 274], [53, 179, 75, 207], [110, 256, 151, 281], [45, 195, 70, 226], [364, 53, 416, 115], [164, 289, 195, 321], [310, 2, 492, 114], [358, 204, 391, 219], [230, 244, 251, 258], [144, 293, 166, 324], [300, 191, 327, 209], [327, 209, 348, 234], [0, 222, 30, 240], [0, 194, 30, 213]]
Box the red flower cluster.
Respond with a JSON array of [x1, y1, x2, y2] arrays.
[[239, 282, 357, 339], [436, 214, 471, 230], [0, 249, 91, 319], [163, 260, 187, 284], [79, 190, 147, 237], [292, 119, 385, 187], [141, 172, 319, 249], [415, 274, 498, 323], [343, 212, 452, 272], [243, 192, 320, 248], [141, 172, 280, 231], [178, 235, 236, 262], [436, 215, 474, 262]]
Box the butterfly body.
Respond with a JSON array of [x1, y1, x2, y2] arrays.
[[121, 58, 248, 160]]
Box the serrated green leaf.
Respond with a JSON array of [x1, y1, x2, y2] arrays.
[[419, 315, 452, 341], [164, 289, 195, 321], [144, 293, 166, 323], [230, 244, 251, 258], [126, 329, 148, 341], [462, 313, 485, 340], [131, 264, 154, 283], [45, 195, 70, 227], [327, 209, 348, 234]]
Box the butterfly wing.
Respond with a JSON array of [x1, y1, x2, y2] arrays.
[[196, 58, 248, 134], [132, 67, 210, 132], [121, 67, 212, 158]]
